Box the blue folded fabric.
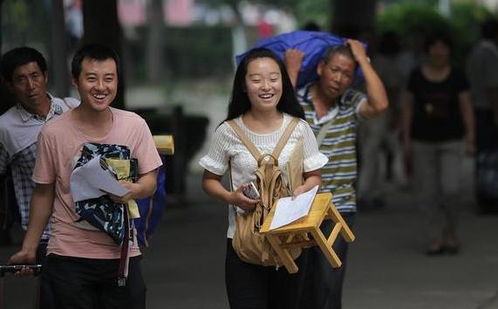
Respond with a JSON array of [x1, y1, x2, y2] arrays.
[[73, 143, 137, 245], [236, 30, 365, 88]]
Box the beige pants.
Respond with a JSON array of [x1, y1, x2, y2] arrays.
[[412, 140, 464, 241]]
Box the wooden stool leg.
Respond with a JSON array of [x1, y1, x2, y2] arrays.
[[311, 228, 342, 268], [266, 234, 299, 274], [327, 206, 355, 242], [327, 223, 343, 247]]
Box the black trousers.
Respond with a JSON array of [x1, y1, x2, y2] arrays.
[[299, 213, 356, 309], [475, 109, 498, 210], [37, 241, 55, 309], [43, 254, 145, 309], [225, 239, 307, 309], [475, 109, 498, 152]]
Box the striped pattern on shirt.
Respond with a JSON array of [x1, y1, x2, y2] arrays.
[[297, 84, 366, 213], [0, 96, 78, 239]]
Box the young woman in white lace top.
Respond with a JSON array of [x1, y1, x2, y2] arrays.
[[199, 48, 327, 309]]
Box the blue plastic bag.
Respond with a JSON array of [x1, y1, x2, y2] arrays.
[[236, 30, 364, 88], [134, 157, 166, 247]]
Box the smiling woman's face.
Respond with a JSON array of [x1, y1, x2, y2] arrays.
[[245, 57, 282, 112]]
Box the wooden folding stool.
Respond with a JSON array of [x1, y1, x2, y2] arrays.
[[260, 192, 355, 273]]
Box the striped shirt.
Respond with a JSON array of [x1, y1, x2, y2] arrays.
[[0, 94, 79, 239], [297, 84, 366, 213]]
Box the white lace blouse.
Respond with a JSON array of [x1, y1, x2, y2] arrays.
[[199, 113, 328, 238]]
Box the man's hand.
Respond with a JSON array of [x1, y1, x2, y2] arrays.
[[284, 49, 305, 70], [106, 181, 139, 204], [284, 49, 305, 88], [8, 249, 37, 276], [346, 39, 369, 64]]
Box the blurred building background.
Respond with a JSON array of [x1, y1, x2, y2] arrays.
[[1, 0, 498, 198], [2, 2, 498, 308]]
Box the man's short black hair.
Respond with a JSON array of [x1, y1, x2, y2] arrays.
[[0, 47, 47, 82], [71, 44, 120, 80]]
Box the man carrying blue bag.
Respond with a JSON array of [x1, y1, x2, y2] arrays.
[[282, 34, 388, 308]]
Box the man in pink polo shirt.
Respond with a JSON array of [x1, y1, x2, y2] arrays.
[[10, 44, 162, 309]]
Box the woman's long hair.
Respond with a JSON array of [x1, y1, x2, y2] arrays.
[[224, 48, 304, 122]]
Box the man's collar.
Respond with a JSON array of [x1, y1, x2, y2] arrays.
[[16, 93, 63, 122], [305, 82, 346, 108]]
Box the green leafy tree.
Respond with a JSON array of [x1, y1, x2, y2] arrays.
[[376, 1, 494, 64], [377, 3, 451, 37], [450, 1, 494, 50], [293, 1, 329, 30]]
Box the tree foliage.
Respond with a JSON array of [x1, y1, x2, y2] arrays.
[[377, 3, 451, 37], [450, 1, 494, 48], [376, 1, 495, 63], [1, 0, 50, 47], [293, 0, 329, 30]]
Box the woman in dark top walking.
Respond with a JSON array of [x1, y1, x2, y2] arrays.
[[401, 34, 475, 255]]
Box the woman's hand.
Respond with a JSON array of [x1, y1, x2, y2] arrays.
[[228, 184, 259, 212], [291, 170, 321, 199], [292, 185, 309, 199], [202, 170, 258, 212]]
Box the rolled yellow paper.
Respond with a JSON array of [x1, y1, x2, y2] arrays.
[[153, 135, 174, 154]]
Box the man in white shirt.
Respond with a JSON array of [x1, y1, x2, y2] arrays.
[[0, 46, 78, 308]]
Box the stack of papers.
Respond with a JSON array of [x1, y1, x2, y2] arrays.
[[269, 185, 319, 230], [70, 156, 129, 202]]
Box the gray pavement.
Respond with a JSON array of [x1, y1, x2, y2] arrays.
[[1, 170, 498, 308]]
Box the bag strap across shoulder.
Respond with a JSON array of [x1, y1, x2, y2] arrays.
[[272, 117, 299, 158], [316, 118, 334, 147], [226, 117, 300, 161], [226, 120, 261, 160]]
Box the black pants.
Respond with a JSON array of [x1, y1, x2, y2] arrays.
[[225, 239, 307, 309], [43, 254, 145, 309], [475, 109, 498, 152], [475, 109, 498, 210], [299, 213, 356, 309], [37, 241, 56, 309]]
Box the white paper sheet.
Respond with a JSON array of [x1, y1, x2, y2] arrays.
[[70, 156, 129, 202], [269, 185, 319, 230]]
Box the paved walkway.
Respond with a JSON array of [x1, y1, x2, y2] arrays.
[[1, 172, 497, 309], [150, 172, 498, 309]]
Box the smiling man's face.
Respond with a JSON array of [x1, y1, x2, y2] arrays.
[[73, 58, 118, 113]]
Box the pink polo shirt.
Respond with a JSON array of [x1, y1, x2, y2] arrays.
[[33, 107, 162, 259]]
